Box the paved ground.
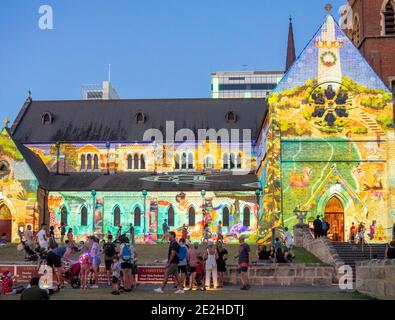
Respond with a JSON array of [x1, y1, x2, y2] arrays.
[[1, 284, 372, 300]]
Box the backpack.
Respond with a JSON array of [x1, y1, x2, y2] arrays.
[[104, 243, 116, 257], [121, 244, 132, 263], [177, 246, 187, 262]]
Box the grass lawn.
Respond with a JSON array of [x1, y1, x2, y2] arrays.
[[0, 244, 321, 264], [0, 287, 372, 300]]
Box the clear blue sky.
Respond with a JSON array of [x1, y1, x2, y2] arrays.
[[0, 0, 345, 122]]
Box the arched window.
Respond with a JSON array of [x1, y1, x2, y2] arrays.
[[223, 206, 230, 227], [127, 154, 133, 170], [140, 154, 146, 170], [243, 207, 251, 227], [87, 154, 92, 170], [223, 153, 229, 169], [188, 206, 196, 227], [136, 112, 145, 124], [93, 154, 99, 170], [225, 111, 236, 123], [168, 206, 175, 227], [188, 153, 194, 169], [352, 15, 361, 45], [42, 112, 53, 125], [60, 206, 68, 226], [175, 154, 180, 170], [236, 153, 242, 169], [134, 207, 141, 227], [133, 154, 139, 170], [181, 153, 187, 170], [80, 206, 88, 226], [230, 153, 236, 169], [204, 156, 214, 169], [384, 1, 395, 35], [81, 154, 86, 171], [113, 206, 121, 227]]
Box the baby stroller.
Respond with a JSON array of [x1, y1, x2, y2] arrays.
[[19, 241, 38, 261], [63, 261, 81, 289]]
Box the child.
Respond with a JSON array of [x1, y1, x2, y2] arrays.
[[79, 250, 91, 290], [1, 271, 25, 295], [195, 256, 205, 291], [111, 256, 122, 295]]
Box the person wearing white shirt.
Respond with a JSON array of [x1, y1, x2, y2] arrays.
[[284, 227, 294, 249], [36, 224, 48, 250]]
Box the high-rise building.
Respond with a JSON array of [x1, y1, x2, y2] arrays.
[[81, 81, 120, 100], [210, 70, 284, 99], [340, 0, 395, 94]]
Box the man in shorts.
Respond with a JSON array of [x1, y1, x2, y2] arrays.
[[235, 236, 250, 290], [154, 231, 183, 294]]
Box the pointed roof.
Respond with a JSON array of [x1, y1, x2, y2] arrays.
[[274, 14, 391, 94], [285, 17, 296, 71]]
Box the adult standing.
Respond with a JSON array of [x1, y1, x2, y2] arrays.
[[116, 225, 122, 243], [177, 238, 189, 289], [284, 227, 294, 249], [322, 218, 329, 237], [119, 236, 134, 292], [313, 216, 322, 239], [103, 234, 117, 286], [358, 223, 365, 245], [154, 231, 184, 294], [349, 222, 357, 243], [89, 236, 101, 289], [186, 242, 201, 291], [129, 223, 135, 245], [182, 224, 188, 240], [162, 219, 169, 243], [204, 242, 219, 290], [385, 241, 395, 259], [23, 225, 34, 255], [36, 224, 48, 250], [60, 223, 66, 243], [216, 241, 228, 288], [217, 221, 223, 241], [235, 236, 250, 290]]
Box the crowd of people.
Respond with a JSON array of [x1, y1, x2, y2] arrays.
[[1, 219, 395, 299], [154, 231, 251, 293]]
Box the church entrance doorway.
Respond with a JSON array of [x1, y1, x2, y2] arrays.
[[324, 197, 345, 242]]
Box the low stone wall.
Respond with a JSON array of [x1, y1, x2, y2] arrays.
[[224, 264, 335, 286], [294, 224, 344, 280], [356, 260, 395, 300]]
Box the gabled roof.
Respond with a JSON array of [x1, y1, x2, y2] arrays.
[[2, 128, 49, 188], [274, 15, 391, 94], [11, 98, 267, 143]]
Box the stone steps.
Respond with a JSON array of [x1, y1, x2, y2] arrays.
[[332, 242, 386, 280]]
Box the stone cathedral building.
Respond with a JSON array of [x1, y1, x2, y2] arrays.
[[1, 8, 394, 243]]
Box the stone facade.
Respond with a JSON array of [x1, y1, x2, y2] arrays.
[[294, 224, 344, 281], [224, 264, 335, 286], [356, 259, 395, 300]]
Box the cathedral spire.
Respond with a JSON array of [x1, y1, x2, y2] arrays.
[[285, 16, 296, 72]]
